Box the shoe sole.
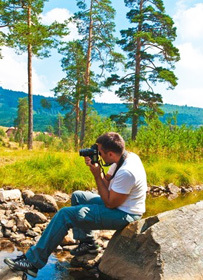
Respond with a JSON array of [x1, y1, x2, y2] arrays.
[[4, 259, 37, 278], [70, 248, 101, 256]]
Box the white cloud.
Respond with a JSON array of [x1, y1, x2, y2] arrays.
[[0, 47, 48, 95], [41, 8, 80, 41], [94, 89, 122, 104]]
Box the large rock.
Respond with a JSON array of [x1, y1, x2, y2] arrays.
[[99, 201, 203, 280]]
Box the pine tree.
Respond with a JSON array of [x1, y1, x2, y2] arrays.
[[1, 0, 69, 149], [54, 40, 99, 149], [105, 0, 180, 140], [74, 0, 123, 146]]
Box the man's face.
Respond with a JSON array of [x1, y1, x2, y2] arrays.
[[97, 144, 113, 165]]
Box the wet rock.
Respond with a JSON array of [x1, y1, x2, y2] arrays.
[[166, 183, 181, 194], [25, 210, 47, 226], [0, 266, 24, 280], [0, 238, 14, 250]]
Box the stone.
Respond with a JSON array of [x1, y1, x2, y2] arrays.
[[25, 210, 47, 226], [16, 218, 31, 233], [53, 191, 70, 203], [99, 201, 203, 280], [166, 183, 181, 194], [24, 193, 58, 212], [0, 266, 24, 280], [0, 189, 22, 202]]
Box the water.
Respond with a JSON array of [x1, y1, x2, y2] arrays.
[[0, 246, 75, 280]]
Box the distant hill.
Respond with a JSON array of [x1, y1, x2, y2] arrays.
[[0, 87, 202, 131]]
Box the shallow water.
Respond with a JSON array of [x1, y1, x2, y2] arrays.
[[0, 247, 75, 280]]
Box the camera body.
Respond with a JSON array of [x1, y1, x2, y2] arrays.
[[79, 144, 99, 164]]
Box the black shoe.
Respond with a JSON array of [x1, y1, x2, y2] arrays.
[[4, 254, 38, 278], [70, 242, 100, 256]]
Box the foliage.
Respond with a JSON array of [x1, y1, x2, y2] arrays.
[[129, 116, 203, 162], [105, 0, 180, 140], [14, 97, 28, 147]]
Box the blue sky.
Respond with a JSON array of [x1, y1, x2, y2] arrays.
[[0, 0, 202, 108]]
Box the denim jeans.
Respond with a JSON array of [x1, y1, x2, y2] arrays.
[[26, 191, 141, 269]]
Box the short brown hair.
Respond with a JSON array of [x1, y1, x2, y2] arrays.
[[96, 132, 125, 154]]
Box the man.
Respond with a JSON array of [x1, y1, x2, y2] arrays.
[[4, 132, 147, 278]]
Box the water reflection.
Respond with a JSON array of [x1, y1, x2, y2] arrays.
[[0, 247, 74, 280]]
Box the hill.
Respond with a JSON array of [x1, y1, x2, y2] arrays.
[[0, 87, 202, 131]]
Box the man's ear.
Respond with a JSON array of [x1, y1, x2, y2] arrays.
[[108, 151, 113, 158]]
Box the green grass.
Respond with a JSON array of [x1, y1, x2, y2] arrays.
[[0, 147, 202, 219]]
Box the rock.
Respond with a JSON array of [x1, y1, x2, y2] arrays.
[[0, 266, 24, 280], [16, 218, 32, 233], [0, 189, 22, 202], [25, 210, 47, 226], [99, 201, 203, 280], [61, 232, 75, 246], [0, 238, 14, 250], [166, 183, 181, 194], [24, 193, 58, 212], [22, 190, 35, 202], [53, 191, 70, 203]]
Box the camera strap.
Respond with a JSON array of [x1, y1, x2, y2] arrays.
[[108, 150, 128, 181]]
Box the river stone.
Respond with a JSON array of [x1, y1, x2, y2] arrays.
[[0, 189, 22, 202], [25, 210, 47, 226], [24, 193, 58, 212], [0, 266, 24, 280], [99, 201, 203, 280]]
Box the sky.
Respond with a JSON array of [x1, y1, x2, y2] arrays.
[[0, 0, 203, 108]]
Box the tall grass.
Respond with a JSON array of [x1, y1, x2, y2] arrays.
[[0, 148, 202, 194]]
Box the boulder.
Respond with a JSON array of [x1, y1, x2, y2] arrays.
[[99, 201, 203, 280], [24, 193, 58, 212]]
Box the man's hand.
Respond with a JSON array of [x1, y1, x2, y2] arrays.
[[84, 157, 101, 179]]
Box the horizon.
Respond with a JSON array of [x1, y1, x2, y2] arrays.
[[1, 86, 202, 110]]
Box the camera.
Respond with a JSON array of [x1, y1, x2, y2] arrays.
[[79, 144, 99, 164]]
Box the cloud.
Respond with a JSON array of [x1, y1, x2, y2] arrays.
[[0, 47, 49, 95], [41, 8, 81, 41], [163, 1, 203, 108]]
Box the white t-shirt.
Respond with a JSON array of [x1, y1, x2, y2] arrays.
[[107, 152, 147, 215]]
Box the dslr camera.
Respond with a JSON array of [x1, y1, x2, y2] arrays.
[[79, 144, 99, 164]]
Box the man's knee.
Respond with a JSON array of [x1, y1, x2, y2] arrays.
[[71, 190, 84, 206]]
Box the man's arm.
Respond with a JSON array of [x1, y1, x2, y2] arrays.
[[85, 157, 128, 208]]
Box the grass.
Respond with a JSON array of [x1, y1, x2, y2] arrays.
[[0, 146, 202, 216]]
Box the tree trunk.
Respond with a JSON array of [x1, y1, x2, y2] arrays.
[[132, 0, 143, 141], [80, 0, 93, 147], [27, 6, 33, 150], [75, 99, 80, 150]]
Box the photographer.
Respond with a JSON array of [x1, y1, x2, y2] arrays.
[[4, 132, 147, 278]]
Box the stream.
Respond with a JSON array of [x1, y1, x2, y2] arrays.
[[0, 247, 76, 280]]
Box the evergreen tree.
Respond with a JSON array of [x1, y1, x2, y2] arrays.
[[54, 40, 99, 149], [14, 97, 28, 147], [74, 0, 123, 146], [1, 0, 69, 149], [105, 0, 180, 140]]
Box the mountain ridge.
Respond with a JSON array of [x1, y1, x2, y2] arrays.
[[0, 87, 202, 131]]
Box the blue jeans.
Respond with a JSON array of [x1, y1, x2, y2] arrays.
[[26, 191, 141, 269]]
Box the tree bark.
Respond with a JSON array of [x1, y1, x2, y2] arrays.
[[80, 0, 93, 147], [27, 6, 33, 150]]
